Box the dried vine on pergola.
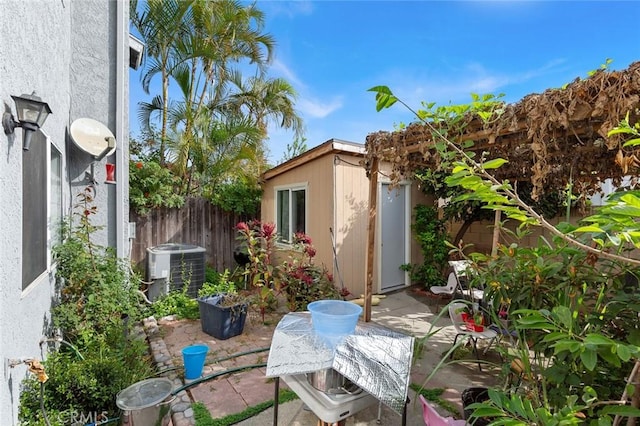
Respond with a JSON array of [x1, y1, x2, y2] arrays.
[[360, 62, 640, 322], [362, 63, 640, 417], [364, 61, 640, 202]]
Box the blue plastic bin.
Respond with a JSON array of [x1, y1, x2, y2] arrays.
[[307, 300, 362, 339]]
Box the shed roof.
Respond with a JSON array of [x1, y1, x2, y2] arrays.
[[364, 61, 640, 200], [263, 138, 364, 181]]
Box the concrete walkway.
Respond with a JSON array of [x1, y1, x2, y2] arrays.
[[145, 287, 501, 425]]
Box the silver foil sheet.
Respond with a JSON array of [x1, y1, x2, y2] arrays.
[[266, 312, 414, 413]]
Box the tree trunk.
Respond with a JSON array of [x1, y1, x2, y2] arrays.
[[453, 219, 475, 250], [625, 363, 640, 426]]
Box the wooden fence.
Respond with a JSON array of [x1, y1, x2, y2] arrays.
[[130, 198, 251, 272]]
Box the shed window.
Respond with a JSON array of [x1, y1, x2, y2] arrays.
[[22, 131, 62, 289], [276, 187, 306, 243]]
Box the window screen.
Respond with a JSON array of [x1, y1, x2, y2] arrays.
[[276, 187, 306, 243], [22, 131, 62, 289]]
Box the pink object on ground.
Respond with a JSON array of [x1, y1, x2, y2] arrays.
[[419, 394, 467, 426]]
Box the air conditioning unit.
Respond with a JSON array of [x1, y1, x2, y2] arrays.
[[146, 243, 206, 301]]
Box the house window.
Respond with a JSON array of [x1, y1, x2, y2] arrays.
[[276, 186, 306, 243], [22, 131, 62, 289]]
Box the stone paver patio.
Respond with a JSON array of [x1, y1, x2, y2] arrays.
[[143, 287, 502, 425]]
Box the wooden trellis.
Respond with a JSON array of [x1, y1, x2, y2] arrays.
[[362, 62, 640, 320]]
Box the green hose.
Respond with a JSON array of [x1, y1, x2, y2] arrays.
[[171, 363, 267, 395], [40, 382, 51, 426], [209, 346, 270, 364], [150, 346, 270, 378]]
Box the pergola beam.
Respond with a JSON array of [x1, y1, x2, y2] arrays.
[[364, 157, 379, 322]]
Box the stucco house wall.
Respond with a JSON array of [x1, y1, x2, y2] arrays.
[[0, 1, 131, 422]]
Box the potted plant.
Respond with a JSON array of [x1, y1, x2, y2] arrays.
[[197, 270, 248, 340], [469, 311, 485, 332], [456, 305, 484, 332]]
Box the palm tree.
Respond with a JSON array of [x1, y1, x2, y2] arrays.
[[225, 74, 304, 140], [132, 0, 303, 199], [191, 0, 275, 108], [190, 110, 264, 194], [165, 0, 281, 194], [131, 0, 195, 164]]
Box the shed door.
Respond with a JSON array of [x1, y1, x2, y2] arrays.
[[380, 183, 407, 292]]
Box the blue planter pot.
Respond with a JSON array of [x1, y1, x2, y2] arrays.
[[197, 294, 248, 340]]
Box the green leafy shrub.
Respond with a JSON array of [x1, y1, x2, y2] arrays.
[[151, 286, 200, 320], [20, 338, 154, 422], [205, 265, 221, 286], [463, 231, 640, 420], [277, 232, 345, 312], [52, 189, 147, 347], [151, 269, 248, 319], [200, 268, 241, 296], [19, 188, 154, 424], [409, 204, 450, 287], [129, 160, 185, 215], [208, 179, 262, 216]]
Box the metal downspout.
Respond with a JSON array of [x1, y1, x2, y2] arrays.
[[333, 155, 338, 285], [115, 0, 127, 258]]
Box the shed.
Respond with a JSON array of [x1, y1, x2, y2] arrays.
[[261, 139, 430, 298]]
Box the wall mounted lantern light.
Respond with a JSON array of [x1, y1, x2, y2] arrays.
[[2, 92, 52, 151]]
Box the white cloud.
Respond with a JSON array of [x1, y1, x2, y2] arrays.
[[515, 58, 568, 83], [268, 59, 343, 118], [387, 59, 569, 107], [260, 1, 314, 19], [270, 59, 306, 89], [298, 96, 343, 118]]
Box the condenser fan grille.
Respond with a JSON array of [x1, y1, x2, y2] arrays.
[[147, 243, 206, 298]]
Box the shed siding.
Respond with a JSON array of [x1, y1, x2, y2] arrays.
[[334, 154, 370, 296], [261, 154, 336, 284], [306, 154, 335, 267]]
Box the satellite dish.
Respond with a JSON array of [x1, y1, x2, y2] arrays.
[[70, 118, 117, 160]]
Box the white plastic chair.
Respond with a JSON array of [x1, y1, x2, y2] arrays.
[[429, 272, 458, 296], [419, 394, 467, 426], [448, 260, 471, 276], [448, 260, 484, 302], [448, 302, 497, 371]]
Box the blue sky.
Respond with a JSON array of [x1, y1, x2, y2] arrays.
[[129, 1, 640, 164]]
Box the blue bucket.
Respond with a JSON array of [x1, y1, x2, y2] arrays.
[[181, 344, 209, 380], [307, 300, 362, 339]]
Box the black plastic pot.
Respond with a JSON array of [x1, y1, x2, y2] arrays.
[[233, 245, 250, 266], [461, 387, 490, 426]]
